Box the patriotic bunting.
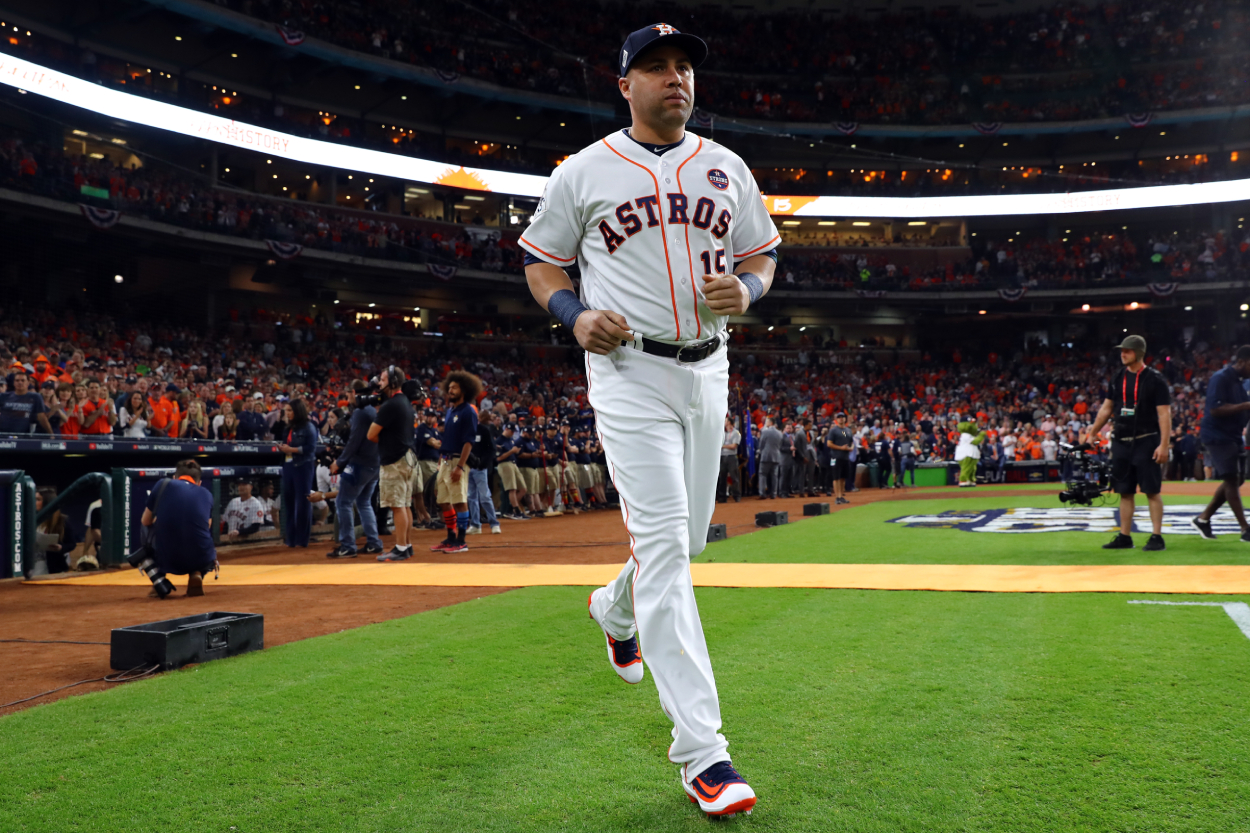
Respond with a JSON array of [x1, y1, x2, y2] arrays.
[[997, 287, 1028, 302], [691, 109, 714, 130], [428, 263, 458, 281], [79, 204, 121, 229], [973, 122, 1003, 135], [276, 25, 305, 46], [435, 69, 461, 84], [855, 289, 887, 298], [1147, 282, 1178, 297], [1126, 112, 1153, 128], [835, 122, 858, 136], [265, 239, 303, 259]]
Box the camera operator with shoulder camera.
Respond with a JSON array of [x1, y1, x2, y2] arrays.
[[324, 379, 385, 558], [1083, 335, 1172, 551], [367, 367, 417, 561], [1189, 345, 1250, 542], [133, 459, 217, 598]]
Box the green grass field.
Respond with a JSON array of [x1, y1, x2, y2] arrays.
[[4, 487, 1250, 832], [701, 494, 1250, 566]]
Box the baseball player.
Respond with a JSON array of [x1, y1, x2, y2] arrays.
[[520, 23, 779, 818]]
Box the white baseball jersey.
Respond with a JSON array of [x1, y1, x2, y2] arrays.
[[527, 127, 778, 782], [520, 129, 779, 342], [223, 496, 266, 533]]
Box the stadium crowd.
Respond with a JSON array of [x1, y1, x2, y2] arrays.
[[0, 303, 1238, 508], [214, 0, 1249, 124], [780, 227, 1249, 292], [4, 128, 1246, 295]]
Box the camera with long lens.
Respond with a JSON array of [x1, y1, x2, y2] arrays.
[[126, 544, 176, 598], [1057, 442, 1115, 506], [355, 380, 384, 410]]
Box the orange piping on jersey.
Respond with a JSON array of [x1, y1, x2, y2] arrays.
[[519, 237, 577, 263], [674, 136, 705, 339], [736, 234, 781, 259], [601, 137, 682, 340]]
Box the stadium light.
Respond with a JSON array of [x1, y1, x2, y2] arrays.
[[1081, 304, 1090, 311], [6, 50, 1249, 215], [113, 274, 123, 284], [1242, 304, 1249, 312]]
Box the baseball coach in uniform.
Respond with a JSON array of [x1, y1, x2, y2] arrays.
[[520, 23, 779, 818]]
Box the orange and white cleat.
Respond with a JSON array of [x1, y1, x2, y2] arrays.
[[683, 762, 757, 818], [587, 590, 644, 684]]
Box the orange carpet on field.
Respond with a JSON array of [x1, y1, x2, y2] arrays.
[[29, 562, 1250, 594]]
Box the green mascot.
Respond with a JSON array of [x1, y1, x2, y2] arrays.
[[954, 419, 987, 487]]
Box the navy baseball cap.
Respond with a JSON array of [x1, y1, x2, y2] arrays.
[[619, 24, 708, 76]]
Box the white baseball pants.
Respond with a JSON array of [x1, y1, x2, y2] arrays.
[[586, 342, 731, 778]]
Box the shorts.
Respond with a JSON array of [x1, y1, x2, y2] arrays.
[[522, 466, 542, 495], [1111, 437, 1163, 496], [832, 458, 851, 480], [577, 464, 593, 490], [1203, 441, 1244, 480], [544, 466, 560, 492], [379, 450, 417, 508], [562, 463, 580, 490], [497, 461, 522, 492], [592, 464, 606, 486], [411, 459, 439, 493], [436, 459, 469, 505]]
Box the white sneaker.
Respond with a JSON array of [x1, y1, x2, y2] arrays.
[[682, 762, 756, 817], [587, 589, 644, 684], [543, 508, 563, 517], [490, 524, 502, 534], [466, 525, 482, 535]]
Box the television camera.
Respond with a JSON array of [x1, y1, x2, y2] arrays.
[[1057, 442, 1115, 506]]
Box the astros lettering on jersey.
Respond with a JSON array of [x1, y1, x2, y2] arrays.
[[519, 130, 780, 342]]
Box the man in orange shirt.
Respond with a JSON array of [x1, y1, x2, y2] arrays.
[[148, 384, 183, 438], [31, 355, 56, 387], [79, 379, 117, 436]]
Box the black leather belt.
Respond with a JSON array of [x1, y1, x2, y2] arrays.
[[638, 334, 724, 363]]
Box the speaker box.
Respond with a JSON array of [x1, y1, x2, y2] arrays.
[[755, 511, 788, 527], [803, 502, 830, 516], [111, 612, 264, 671], [707, 523, 728, 543]]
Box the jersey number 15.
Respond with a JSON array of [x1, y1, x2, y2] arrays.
[[699, 249, 727, 276]]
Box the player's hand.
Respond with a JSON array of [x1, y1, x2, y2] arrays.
[[451, 466, 462, 483], [1153, 444, 1168, 465], [573, 309, 632, 355], [702, 273, 751, 316]]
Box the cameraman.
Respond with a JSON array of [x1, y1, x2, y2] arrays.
[[139, 460, 217, 597], [325, 379, 385, 558], [367, 367, 416, 561], [1190, 345, 1250, 542], [1083, 335, 1172, 551]]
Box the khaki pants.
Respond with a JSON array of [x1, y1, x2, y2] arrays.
[[498, 461, 522, 492], [436, 459, 470, 505], [379, 450, 416, 508]]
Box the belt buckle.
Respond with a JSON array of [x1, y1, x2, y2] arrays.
[[676, 341, 704, 364]]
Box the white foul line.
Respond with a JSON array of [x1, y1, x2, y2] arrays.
[[1129, 600, 1250, 642]]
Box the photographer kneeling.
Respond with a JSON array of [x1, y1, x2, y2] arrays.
[[133, 459, 217, 598], [1083, 335, 1172, 551]]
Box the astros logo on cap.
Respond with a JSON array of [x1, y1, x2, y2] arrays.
[[653, 23, 677, 35]]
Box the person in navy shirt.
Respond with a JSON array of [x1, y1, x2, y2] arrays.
[[141, 459, 217, 596], [277, 398, 319, 548], [1192, 345, 1250, 540], [431, 372, 481, 552]]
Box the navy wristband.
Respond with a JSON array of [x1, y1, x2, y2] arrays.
[[739, 272, 764, 305], [548, 289, 589, 332]]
